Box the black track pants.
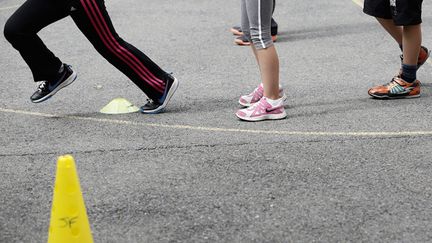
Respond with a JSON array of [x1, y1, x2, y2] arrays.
[[4, 0, 169, 100]]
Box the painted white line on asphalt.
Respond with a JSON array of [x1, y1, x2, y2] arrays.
[[0, 4, 20, 11], [1, 107, 432, 138], [352, 0, 363, 8]]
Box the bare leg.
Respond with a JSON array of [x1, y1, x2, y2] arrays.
[[252, 45, 280, 100], [402, 24, 422, 65], [376, 18, 403, 46]]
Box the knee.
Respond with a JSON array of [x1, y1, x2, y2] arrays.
[[3, 18, 19, 43], [3, 16, 33, 45]]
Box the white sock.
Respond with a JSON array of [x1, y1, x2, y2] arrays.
[[260, 83, 283, 90], [265, 97, 284, 107]]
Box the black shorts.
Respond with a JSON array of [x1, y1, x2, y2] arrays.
[[363, 0, 423, 26]]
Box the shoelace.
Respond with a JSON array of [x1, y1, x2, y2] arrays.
[[386, 79, 400, 88], [248, 98, 267, 113], [146, 98, 163, 105], [255, 99, 269, 114], [251, 86, 264, 98], [37, 81, 48, 91]]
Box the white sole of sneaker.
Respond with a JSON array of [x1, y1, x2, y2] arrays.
[[236, 111, 287, 122], [31, 69, 78, 103], [369, 93, 421, 99], [141, 77, 179, 114], [239, 93, 287, 107]]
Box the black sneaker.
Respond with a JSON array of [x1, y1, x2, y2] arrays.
[[30, 64, 77, 103], [140, 74, 179, 114]]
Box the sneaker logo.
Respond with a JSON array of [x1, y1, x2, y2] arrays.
[[390, 85, 412, 95], [48, 70, 67, 91], [70, 6, 77, 11], [266, 106, 282, 113]]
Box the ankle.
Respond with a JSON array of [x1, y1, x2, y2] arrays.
[[265, 95, 280, 100], [265, 96, 284, 107], [401, 64, 417, 83]]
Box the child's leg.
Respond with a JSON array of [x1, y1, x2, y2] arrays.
[[237, 0, 286, 121], [3, 0, 70, 81], [402, 25, 422, 66], [393, 0, 423, 82], [373, 19, 426, 69], [234, 0, 277, 45], [364, 0, 403, 48], [252, 45, 280, 100], [398, 24, 422, 84], [243, 0, 280, 100], [368, 1, 428, 69], [70, 0, 171, 101], [367, 0, 424, 99], [376, 18, 403, 46]]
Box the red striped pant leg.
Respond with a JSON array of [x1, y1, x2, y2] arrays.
[[70, 0, 168, 100]]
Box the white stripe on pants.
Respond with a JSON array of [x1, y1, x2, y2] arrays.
[[240, 0, 274, 49]]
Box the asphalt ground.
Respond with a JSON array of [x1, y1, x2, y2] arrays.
[[1, 0, 432, 242]]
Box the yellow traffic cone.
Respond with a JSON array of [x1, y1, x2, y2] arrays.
[[100, 97, 140, 114], [48, 155, 93, 243]]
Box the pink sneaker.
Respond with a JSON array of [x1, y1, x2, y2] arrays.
[[239, 83, 286, 107], [236, 97, 287, 122]]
